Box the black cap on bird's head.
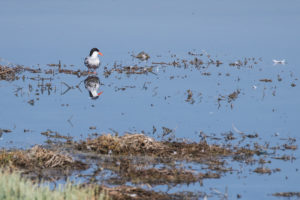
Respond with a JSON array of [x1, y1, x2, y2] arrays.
[[89, 48, 103, 56]]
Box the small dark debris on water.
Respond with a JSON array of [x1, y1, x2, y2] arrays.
[[59, 69, 88, 77], [0, 129, 12, 134], [283, 144, 298, 150], [104, 64, 155, 77], [89, 126, 96, 130], [162, 127, 172, 137], [135, 51, 150, 61], [188, 51, 203, 56], [277, 75, 282, 81], [272, 155, 295, 161], [245, 133, 258, 138], [253, 167, 272, 174], [0, 129, 12, 138], [47, 63, 60, 67], [229, 60, 243, 67], [215, 60, 223, 67], [152, 126, 157, 134], [189, 57, 203, 67], [28, 99, 35, 106], [272, 168, 281, 173], [222, 131, 236, 141], [258, 158, 271, 164], [260, 79, 272, 82], [291, 83, 296, 87], [41, 129, 72, 140], [228, 89, 240, 103], [185, 89, 195, 104], [202, 72, 211, 76], [272, 192, 300, 197]]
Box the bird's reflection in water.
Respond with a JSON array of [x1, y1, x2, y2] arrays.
[[84, 75, 103, 100]]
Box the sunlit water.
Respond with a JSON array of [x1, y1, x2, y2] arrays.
[[0, 0, 300, 199]]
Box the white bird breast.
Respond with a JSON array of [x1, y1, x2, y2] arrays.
[[87, 57, 100, 66]]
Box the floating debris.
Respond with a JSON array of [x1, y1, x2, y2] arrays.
[[229, 60, 243, 67], [253, 167, 272, 174], [27, 99, 34, 106], [283, 144, 297, 150], [0, 145, 87, 175], [272, 59, 286, 65], [104, 158, 220, 185], [76, 133, 232, 163], [100, 185, 171, 200], [104, 64, 155, 77], [272, 155, 295, 161], [162, 126, 173, 137], [188, 51, 203, 56], [0, 65, 18, 81], [228, 90, 240, 102], [135, 51, 150, 61], [260, 79, 272, 82], [272, 192, 300, 197], [0, 129, 12, 134], [41, 130, 72, 140], [185, 89, 195, 104]]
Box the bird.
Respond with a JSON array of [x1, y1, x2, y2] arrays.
[[84, 76, 103, 99], [84, 48, 103, 71]]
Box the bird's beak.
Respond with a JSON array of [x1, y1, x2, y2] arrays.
[[98, 91, 103, 96], [98, 52, 103, 56]]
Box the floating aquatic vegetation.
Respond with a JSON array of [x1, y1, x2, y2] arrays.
[[102, 157, 220, 185], [227, 89, 240, 102], [0, 129, 12, 135], [185, 89, 195, 104], [104, 64, 155, 78], [272, 192, 300, 197], [135, 51, 150, 61], [77, 133, 165, 156], [100, 185, 169, 200], [0, 65, 19, 81], [260, 79, 272, 82], [0, 146, 87, 179], [41, 129, 73, 140], [217, 89, 240, 108]]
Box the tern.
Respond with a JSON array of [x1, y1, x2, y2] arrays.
[[84, 48, 103, 71]]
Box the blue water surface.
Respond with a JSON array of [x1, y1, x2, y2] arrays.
[[0, 0, 300, 199]]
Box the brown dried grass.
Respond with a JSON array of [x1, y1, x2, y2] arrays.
[[0, 145, 86, 170], [80, 133, 165, 155], [77, 133, 231, 162]]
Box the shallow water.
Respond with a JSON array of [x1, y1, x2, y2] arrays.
[[1, 0, 300, 199]]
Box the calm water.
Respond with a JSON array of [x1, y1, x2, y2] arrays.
[[1, 0, 300, 199]]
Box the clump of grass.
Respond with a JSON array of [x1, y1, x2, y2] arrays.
[[0, 145, 87, 170], [76, 133, 231, 162], [0, 146, 87, 181], [0, 170, 109, 200], [78, 133, 165, 155]]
